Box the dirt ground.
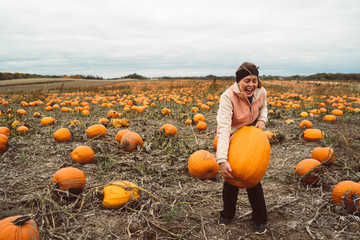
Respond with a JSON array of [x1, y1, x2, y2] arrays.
[[1, 83, 360, 240]]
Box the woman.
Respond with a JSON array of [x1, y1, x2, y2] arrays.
[[216, 61, 268, 235]]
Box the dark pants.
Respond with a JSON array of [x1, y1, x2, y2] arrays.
[[220, 181, 267, 224]]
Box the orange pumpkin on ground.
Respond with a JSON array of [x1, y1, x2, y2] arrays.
[[72, 146, 94, 164], [213, 135, 218, 151], [188, 150, 219, 180], [299, 120, 312, 129], [311, 147, 335, 165], [331, 109, 343, 116], [0, 133, 9, 152], [222, 126, 271, 188], [85, 124, 107, 138], [184, 119, 192, 125], [53, 128, 71, 142], [193, 113, 205, 123], [120, 132, 143, 152], [160, 124, 178, 136], [97, 180, 141, 209], [0, 215, 40, 240], [303, 129, 324, 142], [263, 130, 275, 139], [0, 127, 11, 136], [294, 159, 321, 184], [40, 117, 55, 126], [17, 125, 29, 134], [115, 129, 131, 143], [195, 121, 207, 130], [52, 167, 86, 194], [323, 115, 336, 123], [331, 180, 360, 212]]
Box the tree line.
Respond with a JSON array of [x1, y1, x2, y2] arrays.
[[1, 72, 359, 81]]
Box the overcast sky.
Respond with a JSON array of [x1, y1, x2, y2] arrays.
[[1, 0, 359, 78]]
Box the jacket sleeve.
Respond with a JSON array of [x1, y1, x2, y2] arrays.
[[216, 92, 233, 164], [257, 88, 268, 123]]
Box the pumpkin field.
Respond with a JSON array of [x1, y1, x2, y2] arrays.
[[1, 78, 360, 240]]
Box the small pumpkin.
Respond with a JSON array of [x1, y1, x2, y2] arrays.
[[0, 127, 11, 136], [294, 159, 321, 184], [16, 109, 27, 115], [120, 131, 143, 152], [98, 118, 109, 126], [222, 126, 271, 188], [96, 180, 141, 209], [107, 110, 120, 119], [52, 167, 86, 194], [40, 117, 55, 126], [323, 114, 336, 123], [33, 112, 41, 118], [0, 133, 9, 152], [71, 146, 94, 164], [115, 129, 131, 143], [213, 135, 218, 151], [263, 130, 275, 139], [331, 180, 360, 212], [195, 121, 207, 130], [311, 147, 335, 165], [53, 128, 71, 142], [303, 129, 324, 142], [161, 108, 171, 115], [300, 112, 308, 117], [299, 120, 312, 129], [0, 215, 40, 240], [193, 113, 205, 123], [188, 150, 219, 179], [331, 109, 343, 116], [85, 124, 107, 138], [160, 124, 178, 136], [184, 119, 192, 125], [17, 125, 29, 134]]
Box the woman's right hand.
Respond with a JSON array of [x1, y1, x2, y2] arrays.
[[219, 162, 234, 179]]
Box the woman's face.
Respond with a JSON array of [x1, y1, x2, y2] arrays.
[[238, 75, 258, 97]]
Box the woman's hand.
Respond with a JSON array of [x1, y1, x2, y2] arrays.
[[219, 162, 234, 179], [255, 120, 266, 130]]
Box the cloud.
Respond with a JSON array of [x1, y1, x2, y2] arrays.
[[0, 0, 359, 77]]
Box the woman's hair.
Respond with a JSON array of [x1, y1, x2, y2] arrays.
[[235, 62, 262, 88]]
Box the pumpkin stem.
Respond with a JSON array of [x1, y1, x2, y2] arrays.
[[320, 139, 327, 147], [11, 215, 33, 226], [51, 181, 59, 191], [95, 188, 104, 201]]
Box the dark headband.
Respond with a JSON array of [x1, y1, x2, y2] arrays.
[[236, 67, 259, 82]]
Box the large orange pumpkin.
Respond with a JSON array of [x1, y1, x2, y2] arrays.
[[52, 167, 86, 194], [311, 147, 335, 165], [0, 215, 40, 240], [332, 180, 360, 212], [188, 150, 219, 180], [294, 159, 321, 184], [0, 133, 9, 152], [120, 132, 143, 152], [71, 146, 94, 164], [53, 128, 71, 142], [97, 180, 141, 209], [222, 126, 271, 188], [40, 117, 55, 126], [0, 127, 11, 137], [85, 124, 107, 138], [303, 129, 324, 142], [115, 129, 131, 143], [160, 124, 178, 136]]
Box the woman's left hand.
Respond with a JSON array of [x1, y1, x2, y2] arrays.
[[255, 120, 266, 130]]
